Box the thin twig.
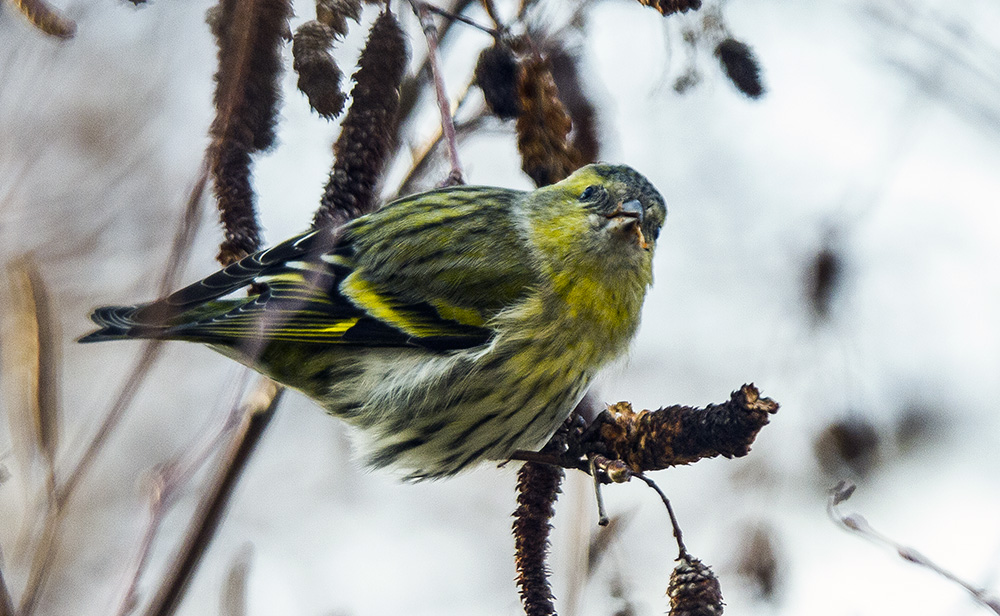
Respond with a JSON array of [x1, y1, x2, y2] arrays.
[[828, 481, 1000, 615], [635, 473, 687, 557], [394, 0, 476, 150], [479, 0, 503, 29], [114, 373, 253, 616], [62, 163, 209, 501], [588, 455, 610, 527], [394, 79, 480, 196], [422, 3, 497, 34], [143, 379, 284, 616], [410, 0, 464, 186], [395, 111, 485, 196]]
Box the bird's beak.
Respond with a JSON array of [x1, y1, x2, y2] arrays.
[[604, 200, 649, 249], [618, 199, 644, 224]]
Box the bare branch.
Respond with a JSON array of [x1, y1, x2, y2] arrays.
[[828, 481, 1000, 615], [143, 379, 284, 616], [409, 1, 465, 186]]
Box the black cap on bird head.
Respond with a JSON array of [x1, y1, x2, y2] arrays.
[[583, 164, 667, 248]]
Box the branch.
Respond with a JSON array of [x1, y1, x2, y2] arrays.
[[828, 481, 1000, 615], [508, 384, 779, 476], [17, 164, 208, 616], [409, 1, 464, 186], [143, 379, 284, 616], [113, 375, 253, 616]]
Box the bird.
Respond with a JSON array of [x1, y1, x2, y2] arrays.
[[81, 163, 667, 479]]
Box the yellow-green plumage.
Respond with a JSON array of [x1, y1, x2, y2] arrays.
[[82, 164, 667, 479]]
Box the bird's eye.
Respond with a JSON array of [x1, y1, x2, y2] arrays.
[[579, 185, 598, 201]]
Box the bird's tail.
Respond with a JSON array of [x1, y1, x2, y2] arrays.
[[79, 304, 164, 343]]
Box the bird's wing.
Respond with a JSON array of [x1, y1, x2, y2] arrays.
[[162, 256, 497, 351], [342, 186, 538, 312], [86, 189, 538, 351]]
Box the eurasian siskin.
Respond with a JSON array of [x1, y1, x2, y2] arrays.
[[82, 163, 667, 479]]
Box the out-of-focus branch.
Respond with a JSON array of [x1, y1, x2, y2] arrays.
[[219, 544, 253, 616], [17, 165, 208, 616], [409, 1, 464, 186], [113, 374, 254, 616], [829, 481, 1000, 615], [0, 565, 13, 616], [9, 0, 76, 38], [143, 379, 284, 616]]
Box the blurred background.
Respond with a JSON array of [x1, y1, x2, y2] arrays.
[[2, 0, 999, 614]]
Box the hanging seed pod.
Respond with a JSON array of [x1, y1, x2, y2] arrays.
[[475, 43, 522, 120], [314, 11, 409, 229], [544, 42, 600, 165], [515, 52, 582, 187], [513, 462, 563, 616], [635, 0, 701, 16], [208, 0, 292, 264], [668, 554, 724, 616], [293, 21, 347, 119], [714, 38, 764, 99]]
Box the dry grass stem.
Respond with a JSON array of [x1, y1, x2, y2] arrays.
[[10, 0, 76, 38], [1, 258, 59, 474]]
